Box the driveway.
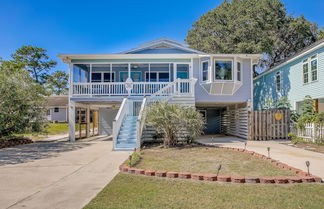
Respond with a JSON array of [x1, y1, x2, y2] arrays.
[[0, 136, 131, 209], [198, 135, 324, 179]]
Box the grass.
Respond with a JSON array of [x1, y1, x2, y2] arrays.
[[134, 145, 297, 177], [84, 173, 324, 209], [15, 123, 69, 140]]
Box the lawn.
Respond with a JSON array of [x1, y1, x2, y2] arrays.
[[134, 145, 297, 177], [15, 123, 69, 140], [84, 173, 324, 209]]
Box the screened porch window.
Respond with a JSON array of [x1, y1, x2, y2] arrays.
[[91, 73, 102, 82], [215, 60, 233, 80], [145, 72, 170, 82], [73, 64, 90, 82]]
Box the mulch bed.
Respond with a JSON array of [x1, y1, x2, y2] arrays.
[[0, 137, 33, 149], [120, 146, 322, 184]]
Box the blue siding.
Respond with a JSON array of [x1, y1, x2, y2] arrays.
[[254, 46, 324, 110]]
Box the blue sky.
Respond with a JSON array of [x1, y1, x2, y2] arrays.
[[0, 0, 323, 72]]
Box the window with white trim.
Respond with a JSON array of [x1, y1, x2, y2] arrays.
[[54, 107, 59, 113], [303, 59, 309, 84], [275, 71, 281, 92], [237, 62, 241, 81], [310, 55, 318, 81], [215, 60, 233, 80], [91, 72, 115, 82], [202, 61, 209, 81]]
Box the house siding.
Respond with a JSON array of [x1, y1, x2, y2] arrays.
[[49, 108, 68, 122], [254, 46, 324, 110]]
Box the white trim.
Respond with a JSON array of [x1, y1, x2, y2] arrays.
[[201, 60, 210, 82], [310, 54, 318, 82], [255, 42, 324, 80]]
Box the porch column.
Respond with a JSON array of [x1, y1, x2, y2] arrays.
[[69, 99, 76, 142], [86, 106, 90, 138]]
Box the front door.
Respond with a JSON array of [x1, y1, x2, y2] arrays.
[[176, 64, 190, 93]]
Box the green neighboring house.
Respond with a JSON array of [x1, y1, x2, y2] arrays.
[[254, 39, 324, 113]]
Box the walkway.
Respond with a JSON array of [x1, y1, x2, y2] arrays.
[[0, 136, 131, 209], [198, 135, 324, 179]]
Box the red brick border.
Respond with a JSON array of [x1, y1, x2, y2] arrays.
[[119, 146, 322, 184]]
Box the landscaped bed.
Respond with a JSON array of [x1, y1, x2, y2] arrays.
[[84, 173, 324, 209], [134, 145, 296, 177]]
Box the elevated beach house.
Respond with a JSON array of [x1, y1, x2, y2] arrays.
[[58, 39, 261, 150], [254, 39, 324, 113]]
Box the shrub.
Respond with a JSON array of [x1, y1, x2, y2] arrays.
[[127, 151, 142, 167], [146, 102, 205, 148], [288, 132, 297, 140], [291, 137, 305, 144]]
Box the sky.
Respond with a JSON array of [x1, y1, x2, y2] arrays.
[[0, 0, 323, 73]]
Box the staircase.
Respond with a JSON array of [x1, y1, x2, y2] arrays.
[[112, 79, 197, 151], [114, 116, 138, 151]]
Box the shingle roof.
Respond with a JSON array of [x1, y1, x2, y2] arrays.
[[46, 96, 68, 107]]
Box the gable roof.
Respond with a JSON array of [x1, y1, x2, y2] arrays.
[[255, 39, 324, 79], [120, 38, 206, 54]]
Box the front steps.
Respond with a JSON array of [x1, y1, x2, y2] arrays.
[[114, 116, 138, 151]]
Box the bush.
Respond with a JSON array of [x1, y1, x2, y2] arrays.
[[146, 102, 205, 148], [127, 151, 142, 167], [291, 137, 305, 144], [288, 132, 297, 140]]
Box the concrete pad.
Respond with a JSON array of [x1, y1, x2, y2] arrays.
[[198, 135, 324, 179], [0, 136, 131, 209]]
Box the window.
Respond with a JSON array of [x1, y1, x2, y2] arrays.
[[47, 109, 50, 116], [145, 72, 170, 82], [275, 71, 281, 92], [303, 60, 309, 84], [103, 72, 115, 82], [159, 72, 170, 82], [215, 60, 233, 80], [54, 107, 59, 113], [237, 62, 241, 81], [91, 73, 102, 82], [202, 61, 209, 81], [311, 55, 318, 81]]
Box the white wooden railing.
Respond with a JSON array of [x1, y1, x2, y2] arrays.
[[72, 82, 170, 96], [72, 79, 196, 97], [135, 78, 197, 148], [297, 123, 324, 143], [112, 98, 129, 148]]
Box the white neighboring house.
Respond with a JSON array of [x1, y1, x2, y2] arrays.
[[46, 96, 69, 123]]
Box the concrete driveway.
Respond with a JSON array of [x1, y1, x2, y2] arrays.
[[0, 136, 131, 209], [198, 135, 324, 179]]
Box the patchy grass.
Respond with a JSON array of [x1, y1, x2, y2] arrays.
[[15, 123, 69, 140], [84, 173, 324, 209], [283, 141, 324, 154], [134, 145, 297, 177]]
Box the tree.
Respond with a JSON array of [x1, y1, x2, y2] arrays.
[[319, 27, 324, 39], [186, 0, 318, 68], [11, 46, 57, 83], [46, 70, 69, 95], [0, 64, 46, 137], [146, 102, 204, 147]]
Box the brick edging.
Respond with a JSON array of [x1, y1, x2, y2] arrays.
[[0, 138, 33, 149], [119, 146, 322, 184]]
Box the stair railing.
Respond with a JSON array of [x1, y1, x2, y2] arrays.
[[112, 98, 129, 149], [135, 79, 197, 148]]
